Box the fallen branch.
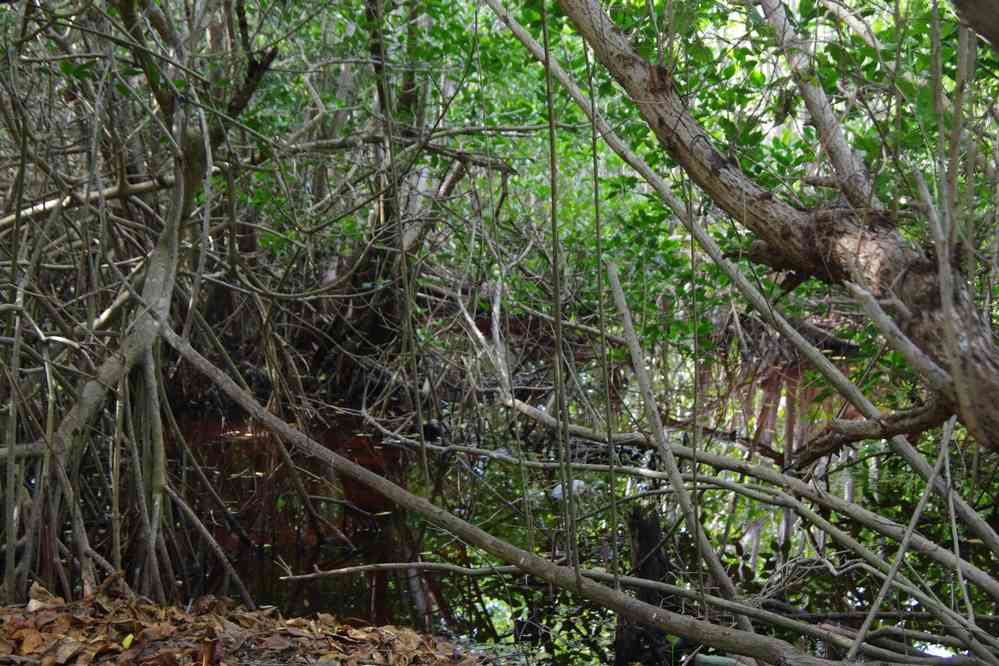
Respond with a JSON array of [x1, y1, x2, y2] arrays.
[[158, 321, 835, 666], [282, 562, 972, 665]]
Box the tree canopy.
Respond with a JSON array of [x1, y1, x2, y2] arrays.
[[2, 0, 999, 663]]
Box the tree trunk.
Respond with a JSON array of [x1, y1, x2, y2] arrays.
[[614, 507, 677, 666]]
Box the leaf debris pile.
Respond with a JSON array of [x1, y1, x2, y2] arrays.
[[1, 582, 484, 665]]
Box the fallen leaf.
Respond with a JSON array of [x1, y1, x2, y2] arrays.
[[50, 637, 84, 664], [138, 622, 177, 641], [260, 634, 293, 650], [15, 627, 47, 655], [137, 648, 181, 665], [29, 582, 66, 607]]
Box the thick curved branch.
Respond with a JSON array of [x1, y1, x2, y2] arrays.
[[791, 398, 953, 471], [555, 0, 999, 452], [483, 0, 999, 560]]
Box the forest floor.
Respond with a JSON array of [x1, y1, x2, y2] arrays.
[[0, 578, 484, 665]]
